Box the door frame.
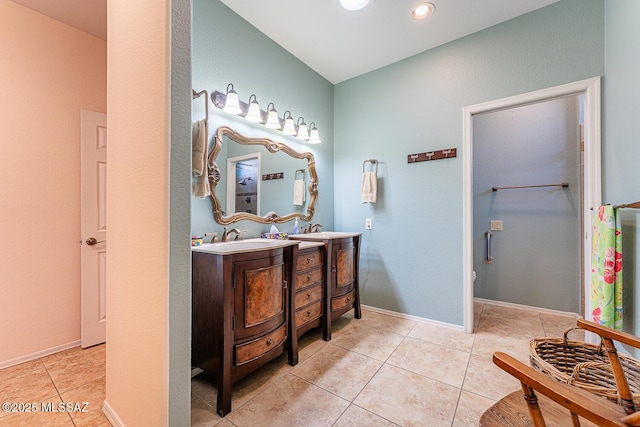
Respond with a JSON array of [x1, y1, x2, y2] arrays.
[[462, 77, 602, 333]]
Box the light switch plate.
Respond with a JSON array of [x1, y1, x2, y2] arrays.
[[490, 220, 503, 231]]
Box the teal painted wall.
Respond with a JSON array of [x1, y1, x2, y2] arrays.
[[604, 1, 640, 338], [334, 0, 604, 325], [191, 0, 334, 238]]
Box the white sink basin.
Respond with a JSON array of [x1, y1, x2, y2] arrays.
[[192, 238, 299, 255]]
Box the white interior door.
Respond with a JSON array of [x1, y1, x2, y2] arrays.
[[81, 110, 107, 348]]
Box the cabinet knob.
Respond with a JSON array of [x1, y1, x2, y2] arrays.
[[346, 297, 350, 303], [307, 293, 312, 300], [306, 275, 311, 282], [306, 257, 312, 264], [306, 311, 311, 317], [266, 339, 272, 346], [332, 265, 337, 272]]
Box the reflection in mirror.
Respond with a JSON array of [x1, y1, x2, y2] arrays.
[[227, 153, 260, 215], [208, 126, 318, 225]]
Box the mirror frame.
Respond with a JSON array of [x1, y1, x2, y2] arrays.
[[208, 126, 318, 225]]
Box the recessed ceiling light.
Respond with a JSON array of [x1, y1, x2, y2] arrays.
[[412, 2, 435, 20], [339, 0, 371, 12]]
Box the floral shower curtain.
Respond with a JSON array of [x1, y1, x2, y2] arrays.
[[591, 205, 623, 330]]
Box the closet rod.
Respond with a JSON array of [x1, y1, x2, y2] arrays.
[[192, 89, 209, 123], [492, 183, 568, 192]]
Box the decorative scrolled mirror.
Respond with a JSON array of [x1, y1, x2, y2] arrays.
[[207, 126, 318, 225]]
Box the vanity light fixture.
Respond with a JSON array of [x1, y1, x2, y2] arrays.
[[221, 83, 242, 115], [412, 2, 435, 20], [211, 84, 321, 143], [296, 117, 309, 141], [245, 94, 263, 123], [339, 0, 371, 11], [282, 111, 296, 135], [265, 103, 281, 129], [308, 122, 321, 144]]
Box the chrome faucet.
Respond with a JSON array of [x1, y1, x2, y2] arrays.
[[222, 228, 242, 241]]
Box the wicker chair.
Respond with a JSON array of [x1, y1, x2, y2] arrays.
[[480, 320, 640, 426]]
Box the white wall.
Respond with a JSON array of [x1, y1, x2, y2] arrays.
[[0, 0, 106, 365]]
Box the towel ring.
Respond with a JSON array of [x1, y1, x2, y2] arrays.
[[363, 159, 378, 175], [295, 169, 306, 180]]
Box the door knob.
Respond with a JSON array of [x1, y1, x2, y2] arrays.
[[86, 237, 105, 246]]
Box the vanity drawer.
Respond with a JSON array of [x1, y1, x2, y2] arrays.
[[235, 323, 287, 366], [294, 283, 323, 308], [295, 249, 323, 271], [294, 301, 322, 326], [331, 290, 355, 312], [295, 267, 322, 290]]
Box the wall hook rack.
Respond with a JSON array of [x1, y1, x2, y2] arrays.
[[407, 148, 457, 163]]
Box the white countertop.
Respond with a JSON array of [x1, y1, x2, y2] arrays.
[[191, 238, 299, 255], [290, 231, 362, 240]]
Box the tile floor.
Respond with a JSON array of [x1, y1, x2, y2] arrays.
[[0, 343, 108, 427], [191, 302, 580, 426], [0, 302, 579, 427]]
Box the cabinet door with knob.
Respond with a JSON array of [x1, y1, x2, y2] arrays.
[[191, 243, 297, 417]]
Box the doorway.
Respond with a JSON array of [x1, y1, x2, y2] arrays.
[[472, 95, 582, 313], [462, 77, 602, 333]]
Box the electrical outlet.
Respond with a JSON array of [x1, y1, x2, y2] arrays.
[[365, 218, 372, 230], [490, 220, 503, 231]]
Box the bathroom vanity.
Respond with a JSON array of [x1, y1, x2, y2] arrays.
[[191, 239, 299, 417], [290, 232, 362, 341]]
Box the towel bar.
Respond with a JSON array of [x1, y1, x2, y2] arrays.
[[363, 159, 378, 174]]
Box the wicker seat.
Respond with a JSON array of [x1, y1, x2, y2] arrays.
[[481, 320, 640, 426]]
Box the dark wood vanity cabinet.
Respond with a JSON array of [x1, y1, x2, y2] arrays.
[[291, 233, 362, 341], [289, 243, 326, 362], [191, 244, 297, 417]]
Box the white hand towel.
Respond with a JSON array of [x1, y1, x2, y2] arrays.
[[192, 120, 210, 198], [361, 171, 377, 203], [293, 179, 305, 206]]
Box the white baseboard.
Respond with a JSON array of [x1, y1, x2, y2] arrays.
[[0, 340, 81, 369], [473, 297, 581, 318], [361, 304, 465, 332], [102, 399, 125, 427]]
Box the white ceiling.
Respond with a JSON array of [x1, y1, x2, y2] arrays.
[[220, 0, 559, 83], [11, 0, 559, 84]]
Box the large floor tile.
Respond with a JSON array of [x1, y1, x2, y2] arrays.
[[472, 330, 534, 363], [41, 346, 105, 394], [291, 344, 382, 401], [354, 364, 460, 427], [225, 374, 349, 427], [540, 312, 581, 338], [462, 354, 520, 401], [0, 403, 74, 427], [452, 390, 496, 427], [333, 404, 399, 427], [408, 322, 475, 352], [358, 310, 417, 336], [192, 352, 293, 415], [0, 367, 59, 403], [387, 337, 470, 388], [59, 375, 108, 427], [330, 323, 404, 362], [0, 359, 45, 383]]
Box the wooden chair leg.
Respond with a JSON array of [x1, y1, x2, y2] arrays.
[[521, 383, 547, 427], [602, 336, 637, 415]]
